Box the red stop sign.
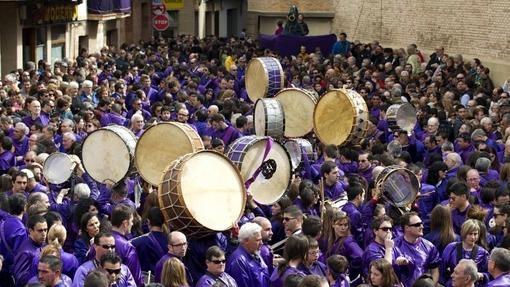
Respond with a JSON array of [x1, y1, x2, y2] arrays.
[[153, 14, 169, 31]]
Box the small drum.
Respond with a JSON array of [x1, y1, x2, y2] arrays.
[[135, 123, 204, 186], [246, 57, 285, 102], [226, 136, 291, 204], [43, 152, 76, 184], [82, 125, 137, 184], [158, 151, 246, 238], [386, 103, 417, 134], [283, 138, 316, 171], [375, 166, 420, 207], [254, 98, 285, 138], [275, 88, 318, 138], [313, 89, 369, 146]]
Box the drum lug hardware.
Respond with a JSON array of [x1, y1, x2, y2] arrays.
[[261, 159, 277, 179]]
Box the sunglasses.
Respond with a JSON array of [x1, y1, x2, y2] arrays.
[[283, 217, 296, 222], [379, 227, 392, 231], [211, 259, 226, 264], [408, 222, 423, 228], [100, 244, 116, 250], [105, 268, 121, 275]]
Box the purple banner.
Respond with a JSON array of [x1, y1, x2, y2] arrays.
[[258, 34, 337, 57], [88, 0, 130, 14]]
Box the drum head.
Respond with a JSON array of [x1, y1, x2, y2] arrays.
[[246, 57, 284, 102], [43, 152, 74, 184], [389, 103, 417, 133], [313, 90, 356, 145], [254, 99, 268, 136], [254, 99, 285, 138], [178, 151, 246, 231], [237, 138, 291, 204], [82, 126, 136, 184], [376, 166, 419, 207], [283, 140, 302, 171], [135, 123, 204, 186], [276, 88, 317, 138]]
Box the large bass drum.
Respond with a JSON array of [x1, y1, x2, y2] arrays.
[[82, 125, 137, 184], [313, 89, 369, 146], [386, 103, 417, 134], [43, 152, 77, 184], [254, 98, 285, 138], [135, 122, 204, 186], [245, 57, 284, 102], [275, 88, 318, 138], [226, 136, 291, 205], [375, 165, 420, 207], [158, 151, 246, 238]]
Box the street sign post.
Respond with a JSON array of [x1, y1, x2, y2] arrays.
[[153, 13, 170, 31]]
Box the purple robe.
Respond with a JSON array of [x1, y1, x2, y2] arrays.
[[342, 202, 363, 243], [357, 166, 373, 185], [440, 242, 488, 286], [260, 243, 274, 275], [323, 182, 345, 201], [28, 274, 72, 287], [12, 238, 45, 286], [100, 112, 127, 127], [451, 205, 470, 234], [455, 144, 475, 164], [488, 272, 510, 287], [0, 214, 27, 269], [112, 230, 143, 286], [300, 261, 327, 277], [11, 136, 29, 157], [417, 183, 438, 234], [212, 125, 241, 146], [323, 236, 363, 280], [337, 161, 358, 175], [31, 249, 79, 279], [269, 266, 306, 287], [361, 241, 403, 275], [393, 236, 441, 287], [196, 272, 238, 287], [72, 260, 136, 287], [0, 150, 15, 174], [225, 246, 270, 287], [131, 231, 168, 274]]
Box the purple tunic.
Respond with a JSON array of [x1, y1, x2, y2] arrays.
[[324, 236, 363, 280], [225, 246, 270, 287], [0, 214, 27, 269], [196, 272, 238, 287], [451, 205, 470, 235], [112, 230, 143, 286], [22, 114, 50, 128], [361, 241, 403, 275], [72, 260, 136, 287], [212, 125, 241, 146], [331, 274, 350, 287], [341, 202, 363, 243], [131, 231, 168, 273], [269, 265, 306, 287], [300, 261, 327, 277], [393, 236, 441, 287], [12, 238, 45, 286], [260, 244, 274, 275], [323, 182, 345, 201], [488, 272, 510, 287], [0, 150, 15, 174], [11, 136, 29, 157], [440, 242, 488, 286]]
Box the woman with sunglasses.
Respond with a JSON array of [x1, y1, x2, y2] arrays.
[[320, 207, 363, 285], [196, 246, 237, 287]]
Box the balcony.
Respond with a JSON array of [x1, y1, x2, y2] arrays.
[[87, 0, 130, 20]]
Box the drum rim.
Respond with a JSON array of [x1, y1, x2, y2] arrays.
[[43, 152, 74, 184], [158, 150, 247, 236], [226, 135, 292, 204], [246, 57, 284, 102], [81, 125, 136, 184], [313, 89, 358, 146], [134, 122, 204, 186], [253, 98, 285, 138], [375, 165, 420, 207]]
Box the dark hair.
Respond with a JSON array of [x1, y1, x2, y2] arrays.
[[94, 231, 114, 245], [326, 255, 348, 280], [111, 204, 133, 227], [320, 161, 337, 178], [27, 214, 46, 230], [278, 235, 309, 274], [147, 207, 164, 227], [284, 205, 304, 219], [8, 193, 26, 215], [100, 251, 122, 267], [346, 184, 364, 201], [323, 145, 338, 158], [400, 211, 419, 228], [448, 182, 470, 198], [80, 212, 99, 236], [371, 215, 393, 230], [39, 255, 62, 273], [84, 270, 109, 287], [426, 161, 448, 186], [284, 274, 303, 287], [112, 180, 128, 197], [302, 216, 322, 238], [205, 245, 225, 261], [412, 273, 435, 287], [44, 211, 63, 230]]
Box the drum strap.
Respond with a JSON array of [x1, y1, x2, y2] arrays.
[[244, 138, 274, 189]]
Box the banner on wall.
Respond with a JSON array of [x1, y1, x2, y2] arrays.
[[164, 0, 184, 10]]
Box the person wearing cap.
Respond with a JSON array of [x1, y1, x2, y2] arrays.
[[22, 169, 48, 194]]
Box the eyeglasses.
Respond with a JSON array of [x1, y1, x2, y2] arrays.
[[211, 259, 226, 264], [171, 242, 188, 247], [100, 244, 116, 250], [378, 227, 392, 231], [105, 268, 121, 275], [283, 217, 296, 222], [408, 222, 423, 228]]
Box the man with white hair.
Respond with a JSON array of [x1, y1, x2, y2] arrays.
[[226, 222, 269, 287], [130, 113, 145, 138], [60, 132, 77, 154], [451, 259, 478, 287], [23, 100, 49, 128], [487, 248, 510, 286], [11, 122, 30, 162]]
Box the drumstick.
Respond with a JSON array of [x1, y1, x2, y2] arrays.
[[319, 179, 325, 221]]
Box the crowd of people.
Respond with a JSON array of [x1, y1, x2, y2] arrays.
[[0, 30, 509, 287]]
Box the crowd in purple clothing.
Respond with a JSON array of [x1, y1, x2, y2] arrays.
[[0, 32, 510, 287]]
